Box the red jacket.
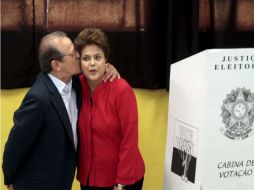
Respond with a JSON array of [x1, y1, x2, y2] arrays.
[[77, 76, 145, 187]]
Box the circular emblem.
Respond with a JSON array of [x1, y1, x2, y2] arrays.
[[220, 88, 254, 140]]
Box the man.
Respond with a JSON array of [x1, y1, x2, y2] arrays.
[[2, 31, 119, 190]]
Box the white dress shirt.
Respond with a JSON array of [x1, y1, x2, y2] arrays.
[[48, 73, 78, 150]]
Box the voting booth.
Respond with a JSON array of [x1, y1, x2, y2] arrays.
[[164, 49, 254, 190]]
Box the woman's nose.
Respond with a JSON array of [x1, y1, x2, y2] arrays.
[[90, 58, 96, 66]]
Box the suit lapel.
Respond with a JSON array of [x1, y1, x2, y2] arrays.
[[39, 73, 75, 149], [72, 75, 82, 111]]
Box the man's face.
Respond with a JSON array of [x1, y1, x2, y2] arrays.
[[57, 37, 81, 80]]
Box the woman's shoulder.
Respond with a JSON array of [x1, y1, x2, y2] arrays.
[[111, 78, 132, 90], [109, 78, 135, 97]]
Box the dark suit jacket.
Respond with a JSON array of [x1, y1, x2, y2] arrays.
[[2, 72, 81, 190]]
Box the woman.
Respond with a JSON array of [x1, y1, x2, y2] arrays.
[[75, 28, 145, 190]]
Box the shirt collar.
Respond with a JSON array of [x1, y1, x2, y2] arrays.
[[48, 73, 72, 94]]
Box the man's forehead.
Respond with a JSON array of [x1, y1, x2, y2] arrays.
[[53, 37, 74, 50]]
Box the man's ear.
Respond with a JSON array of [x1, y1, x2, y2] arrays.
[[51, 60, 61, 72]]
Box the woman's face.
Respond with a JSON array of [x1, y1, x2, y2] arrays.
[[80, 44, 107, 85]]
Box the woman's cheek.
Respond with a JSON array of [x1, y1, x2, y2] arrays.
[[80, 62, 86, 72]]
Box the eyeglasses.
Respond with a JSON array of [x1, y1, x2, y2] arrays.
[[62, 51, 79, 58]]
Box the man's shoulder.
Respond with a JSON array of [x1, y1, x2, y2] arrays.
[[31, 73, 48, 88], [27, 73, 51, 98]]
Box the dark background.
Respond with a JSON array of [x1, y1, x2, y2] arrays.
[[1, 0, 254, 89]]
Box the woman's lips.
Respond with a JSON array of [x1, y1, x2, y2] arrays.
[[89, 69, 97, 74]]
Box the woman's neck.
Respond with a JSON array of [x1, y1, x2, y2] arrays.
[[87, 80, 102, 95]]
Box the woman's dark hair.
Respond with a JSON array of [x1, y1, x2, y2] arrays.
[[38, 31, 67, 73], [74, 28, 109, 59]]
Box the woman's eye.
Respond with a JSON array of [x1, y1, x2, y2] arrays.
[[83, 56, 90, 61], [95, 55, 102, 61]]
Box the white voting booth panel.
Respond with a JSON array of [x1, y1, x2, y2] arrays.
[[164, 49, 254, 190]]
